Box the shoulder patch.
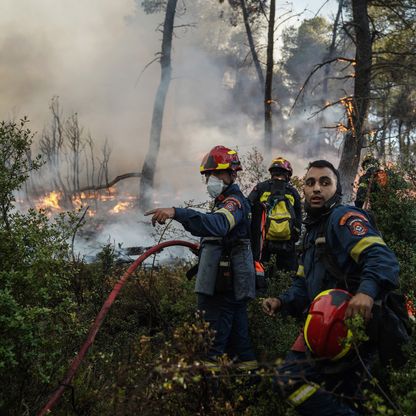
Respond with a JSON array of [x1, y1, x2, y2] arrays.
[[222, 196, 241, 212], [339, 211, 368, 226], [346, 217, 369, 236]]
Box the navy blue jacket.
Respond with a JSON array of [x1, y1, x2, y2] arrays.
[[279, 205, 400, 317], [174, 183, 251, 240], [174, 183, 255, 300]]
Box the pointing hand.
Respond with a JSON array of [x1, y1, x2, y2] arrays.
[[144, 208, 175, 226]]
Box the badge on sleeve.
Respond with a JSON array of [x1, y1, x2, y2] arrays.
[[346, 217, 368, 236], [222, 196, 241, 213]]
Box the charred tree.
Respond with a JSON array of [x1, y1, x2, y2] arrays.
[[264, 0, 276, 152], [338, 0, 372, 202], [139, 0, 177, 211]]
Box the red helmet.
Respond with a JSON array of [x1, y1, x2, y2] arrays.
[[269, 157, 293, 177], [200, 145, 242, 174], [304, 289, 353, 361]]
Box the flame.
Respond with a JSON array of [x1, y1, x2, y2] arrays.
[[72, 195, 83, 210], [109, 201, 132, 214], [336, 123, 349, 133], [36, 191, 63, 211], [87, 208, 96, 217], [32, 187, 138, 218], [340, 96, 356, 137]]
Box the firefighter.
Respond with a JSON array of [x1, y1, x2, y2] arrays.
[[262, 159, 399, 415], [145, 145, 257, 369], [248, 156, 302, 273], [355, 155, 387, 209]]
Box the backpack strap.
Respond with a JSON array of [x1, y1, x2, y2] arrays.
[[264, 183, 296, 239]]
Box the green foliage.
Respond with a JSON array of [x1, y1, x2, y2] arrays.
[[1, 124, 415, 414], [281, 17, 332, 90], [0, 118, 43, 226], [369, 165, 416, 296]]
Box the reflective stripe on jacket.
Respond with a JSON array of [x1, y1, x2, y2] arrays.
[[174, 183, 255, 300], [279, 205, 399, 317]]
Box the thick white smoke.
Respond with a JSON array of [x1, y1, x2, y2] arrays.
[[1, 0, 338, 253]]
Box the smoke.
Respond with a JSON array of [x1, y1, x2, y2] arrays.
[[1, 0, 339, 251]]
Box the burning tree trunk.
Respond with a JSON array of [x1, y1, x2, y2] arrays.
[[338, 0, 372, 202], [264, 0, 275, 152], [139, 0, 177, 211]]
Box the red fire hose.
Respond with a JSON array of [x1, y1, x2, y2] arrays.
[[37, 239, 199, 416]]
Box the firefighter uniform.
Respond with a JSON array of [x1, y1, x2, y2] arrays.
[[174, 183, 256, 363], [274, 204, 399, 415], [248, 179, 302, 272]]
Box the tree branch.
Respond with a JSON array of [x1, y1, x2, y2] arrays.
[[78, 172, 141, 192]]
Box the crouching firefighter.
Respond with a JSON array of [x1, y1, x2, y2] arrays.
[[145, 145, 257, 370], [262, 160, 400, 416]]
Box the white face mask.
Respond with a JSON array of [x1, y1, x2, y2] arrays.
[[206, 175, 226, 198]]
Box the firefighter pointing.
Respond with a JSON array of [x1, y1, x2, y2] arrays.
[[262, 160, 400, 415], [145, 145, 257, 369]]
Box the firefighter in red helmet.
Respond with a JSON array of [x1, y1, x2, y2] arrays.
[[262, 159, 399, 415], [145, 145, 257, 370]]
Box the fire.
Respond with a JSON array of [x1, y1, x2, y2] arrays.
[[36, 191, 63, 211], [336, 123, 349, 133], [31, 187, 138, 218], [109, 201, 133, 214], [340, 96, 356, 137], [72, 195, 83, 210]]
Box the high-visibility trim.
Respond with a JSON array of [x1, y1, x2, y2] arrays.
[[259, 192, 294, 205], [260, 191, 271, 203], [285, 194, 295, 205], [314, 236, 326, 245], [254, 261, 265, 273], [216, 162, 231, 170], [202, 236, 223, 242], [215, 208, 236, 230], [296, 265, 305, 277], [331, 329, 353, 361], [303, 314, 313, 352], [304, 290, 333, 352], [235, 360, 258, 371], [350, 236, 386, 262], [288, 383, 318, 407], [201, 360, 221, 372]]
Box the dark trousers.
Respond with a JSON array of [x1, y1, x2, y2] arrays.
[[262, 242, 298, 273], [197, 293, 255, 362], [274, 351, 370, 415]]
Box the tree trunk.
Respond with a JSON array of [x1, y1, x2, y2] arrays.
[[264, 0, 275, 152], [338, 0, 372, 202], [322, 0, 343, 100], [240, 0, 264, 91], [139, 0, 177, 211], [398, 120, 405, 162]]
